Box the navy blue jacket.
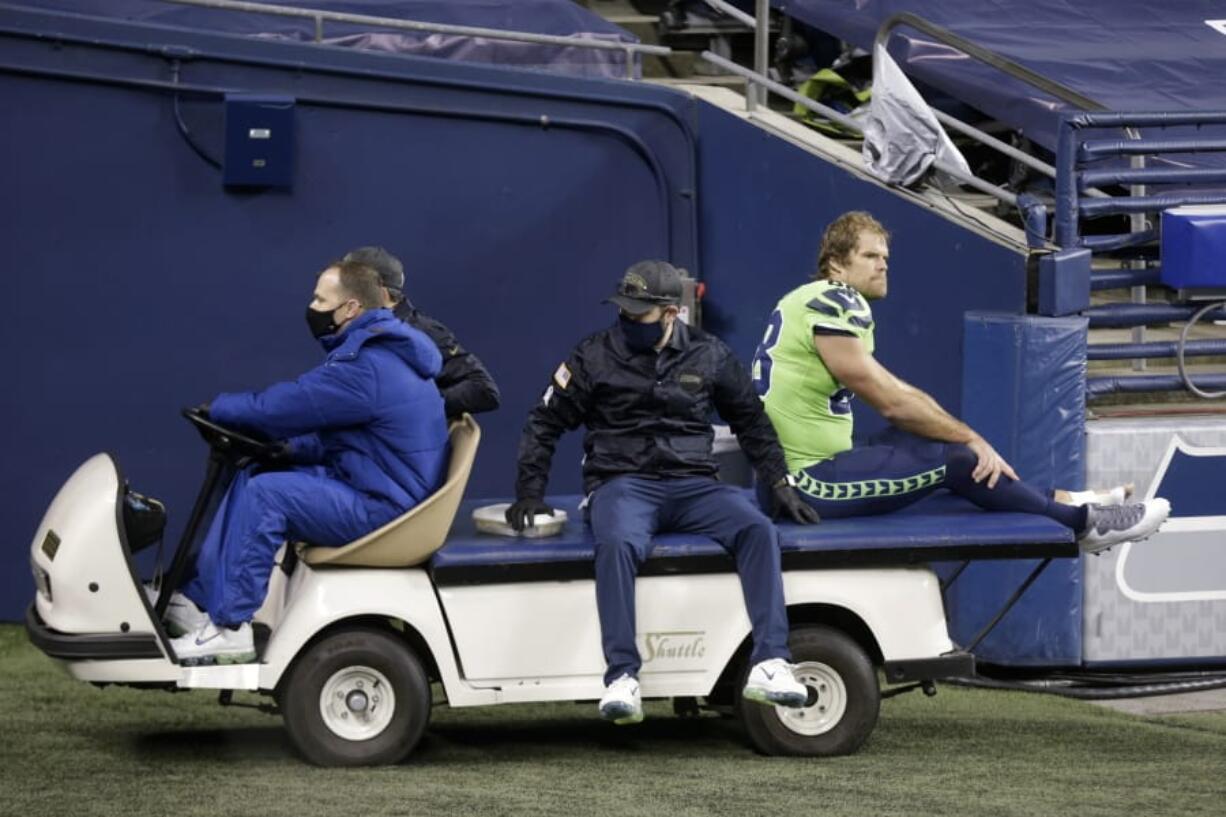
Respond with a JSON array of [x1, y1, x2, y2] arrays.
[[210, 309, 450, 511], [515, 320, 789, 498]]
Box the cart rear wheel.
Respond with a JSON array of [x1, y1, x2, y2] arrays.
[[737, 624, 879, 756], [280, 627, 429, 766]]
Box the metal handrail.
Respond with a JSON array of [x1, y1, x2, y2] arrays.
[[702, 51, 860, 128], [702, 0, 756, 29], [932, 109, 1055, 182], [700, 51, 1019, 208], [158, 0, 673, 79]]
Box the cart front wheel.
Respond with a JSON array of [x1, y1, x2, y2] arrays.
[[280, 627, 430, 766]]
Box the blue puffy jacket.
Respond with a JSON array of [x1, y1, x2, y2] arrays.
[[210, 308, 450, 511]]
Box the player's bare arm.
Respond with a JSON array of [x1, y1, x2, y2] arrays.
[[813, 332, 1018, 488]]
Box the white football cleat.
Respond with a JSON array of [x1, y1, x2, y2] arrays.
[[1078, 498, 1170, 554], [598, 673, 643, 724], [170, 621, 257, 666]]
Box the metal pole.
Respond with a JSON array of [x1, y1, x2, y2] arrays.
[[751, 0, 769, 110], [1126, 127, 1147, 372]]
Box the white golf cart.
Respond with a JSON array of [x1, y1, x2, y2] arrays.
[[27, 410, 1075, 765]]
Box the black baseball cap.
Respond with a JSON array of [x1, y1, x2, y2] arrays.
[[605, 260, 684, 316], [344, 246, 404, 297]]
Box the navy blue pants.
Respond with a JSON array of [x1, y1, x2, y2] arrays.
[[589, 475, 791, 685], [183, 465, 399, 626], [777, 428, 1084, 530]]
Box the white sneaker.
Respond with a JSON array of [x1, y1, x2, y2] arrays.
[[170, 621, 257, 666], [598, 673, 643, 724], [743, 658, 808, 708], [143, 584, 210, 637], [1065, 484, 1133, 507], [1078, 498, 1171, 554]]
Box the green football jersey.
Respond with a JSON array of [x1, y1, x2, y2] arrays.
[[751, 279, 876, 471]]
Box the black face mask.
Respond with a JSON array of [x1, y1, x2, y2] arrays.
[[306, 303, 344, 339], [619, 313, 666, 353]]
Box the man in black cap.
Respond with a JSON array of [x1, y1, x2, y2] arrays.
[[506, 259, 820, 725], [343, 246, 500, 418]]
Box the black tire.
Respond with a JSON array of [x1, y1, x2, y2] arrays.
[[737, 624, 880, 756], [279, 627, 430, 766]]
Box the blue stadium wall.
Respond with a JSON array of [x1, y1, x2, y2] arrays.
[[0, 6, 1026, 622]]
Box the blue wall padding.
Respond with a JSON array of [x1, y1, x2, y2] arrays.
[[1161, 206, 1226, 289], [1037, 248, 1091, 317], [942, 312, 1088, 666], [962, 313, 1087, 492]]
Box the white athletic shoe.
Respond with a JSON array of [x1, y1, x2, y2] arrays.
[[598, 674, 643, 724], [742, 658, 808, 708], [1078, 498, 1171, 554], [170, 621, 257, 666], [1065, 483, 1133, 507], [143, 584, 210, 637]]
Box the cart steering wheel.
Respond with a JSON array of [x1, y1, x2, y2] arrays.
[[182, 407, 275, 462]]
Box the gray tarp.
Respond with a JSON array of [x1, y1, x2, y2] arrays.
[[861, 43, 969, 186]]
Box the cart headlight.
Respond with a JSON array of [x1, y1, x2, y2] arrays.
[[32, 562, 52, 602]]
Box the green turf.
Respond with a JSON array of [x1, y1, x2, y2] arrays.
[[3, 624, 1223, 817]]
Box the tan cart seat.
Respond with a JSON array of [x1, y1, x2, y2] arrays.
[[301, 414, 481, 568]]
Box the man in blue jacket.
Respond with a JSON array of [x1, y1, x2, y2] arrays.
[[167, 259, 450, 664]]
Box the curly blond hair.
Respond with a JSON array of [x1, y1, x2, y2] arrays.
[[815, 211, 890, 279]]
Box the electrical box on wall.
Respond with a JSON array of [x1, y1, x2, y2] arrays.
[[223, 94, 295, 188]]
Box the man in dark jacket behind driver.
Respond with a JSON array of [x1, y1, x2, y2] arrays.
[[344, 246, 500, 419], [506, 260, 820, 725]]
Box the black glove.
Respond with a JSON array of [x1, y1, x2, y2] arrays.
[[505, 498, 555, 532], [194, 402, 211, 418], [772, 483, 821, 525]]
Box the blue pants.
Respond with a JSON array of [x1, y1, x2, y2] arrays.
[[183, 466, 399, 626], [777, 428, 1084, 530], [589, 475, 791, 685]]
